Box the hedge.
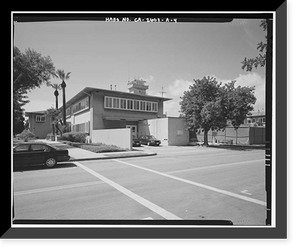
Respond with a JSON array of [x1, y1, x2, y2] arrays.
[[80, 143, 126, 153], [61, 132, 88, 143], [17, 129, 35, 141]]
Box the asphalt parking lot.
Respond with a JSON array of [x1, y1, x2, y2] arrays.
[[13, 145, 266, 225]]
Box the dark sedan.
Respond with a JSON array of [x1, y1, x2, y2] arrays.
[[132, 138, 141, 147], [13, 142, 70, 168], [139, 135, 161, 146]]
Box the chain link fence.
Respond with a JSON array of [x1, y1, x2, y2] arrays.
[[194, 126, 265, 145]]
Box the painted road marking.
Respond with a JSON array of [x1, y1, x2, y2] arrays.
[[74, 162, 182, 220], [14, 181, 103, 196], [241, 190, 252, 195], [113, 159, 266, 207], [167, 159, 265, 174]]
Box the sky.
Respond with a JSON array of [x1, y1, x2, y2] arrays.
[[14, 15, 266, 117]]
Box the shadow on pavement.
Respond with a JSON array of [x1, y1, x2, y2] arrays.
[[205, 144, 266, 151], [13, 162, 77, 172]]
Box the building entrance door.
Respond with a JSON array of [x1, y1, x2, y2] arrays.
[[126, 125, 137, 138]]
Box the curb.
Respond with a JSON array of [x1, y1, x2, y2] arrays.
[[69, 152, 157, 162]]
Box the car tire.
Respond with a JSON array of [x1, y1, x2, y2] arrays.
[[147, 142, 151, 146], [44, 157, 57, 168]]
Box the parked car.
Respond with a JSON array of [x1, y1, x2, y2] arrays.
[[132, 138, 141, 147], [139, 135, 161, 146], [13, 142, 70, 168]]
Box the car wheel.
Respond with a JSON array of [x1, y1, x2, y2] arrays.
[[147, 142, 151, 146], [44, 157, 57, 168]]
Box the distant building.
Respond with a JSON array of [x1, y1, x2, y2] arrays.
[[25, 110, 52, 139], [244, 111, 266, 127]]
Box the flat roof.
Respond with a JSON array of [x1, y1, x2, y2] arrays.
[[62, 87, 172, 109], [25, 110, 47, 116]]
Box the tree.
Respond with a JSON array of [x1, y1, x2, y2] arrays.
[[241, 19, 268, 71], [55, 69, 71, 127], [180, 76, 227, 146], [224, 82, 256, 129], [13, 46, 56, 134], [180, 76, 256, 146], [13, 96, 26, 135], [49, 83, 61, 109], [46, 107, 63, 137]]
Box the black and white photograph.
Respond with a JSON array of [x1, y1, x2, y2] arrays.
[[7, 6, 288, 240]]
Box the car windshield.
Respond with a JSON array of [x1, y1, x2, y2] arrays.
[[149, 135, 156, 140]]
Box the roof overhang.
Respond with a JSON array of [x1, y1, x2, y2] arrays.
[[61, 87, 172, 109], [25, 110, 47, 116]]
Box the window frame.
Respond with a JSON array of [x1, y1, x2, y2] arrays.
[[73, 96, 90, 115], [14, 145, 30, 152], [31, 144, 51, 152], [104, 96, 158, 113], [35, 115, 46, 123]]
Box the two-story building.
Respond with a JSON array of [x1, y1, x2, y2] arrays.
[[65, 79, 171, 139], [25, 79, 172, 140], [24, 110, 53, 139]]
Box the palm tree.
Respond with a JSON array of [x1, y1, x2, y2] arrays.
[[49, 83, 61, 109], [56, 69, 71, 127]]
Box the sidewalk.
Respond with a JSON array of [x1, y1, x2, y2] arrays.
[[35, 139, 157, 161]]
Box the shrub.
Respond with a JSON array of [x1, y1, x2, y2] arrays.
[[46, 132, 55, 140], [17, 129, 35, 141], [61, 132, 88, 143], [80, 143, 126, 153]]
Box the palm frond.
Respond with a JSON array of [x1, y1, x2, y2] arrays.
[[66, 72, 71, 80], [56, 69, 71, 81], [56, 69, 65, 80], [51, 83, 61, 90]]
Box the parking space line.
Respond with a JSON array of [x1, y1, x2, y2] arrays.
[[75, 162, 182, 220], [113, 159, 266, 207], [14, 181, 103, 196]]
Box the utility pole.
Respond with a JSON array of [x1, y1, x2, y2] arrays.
[[161, 87, 166, 97]]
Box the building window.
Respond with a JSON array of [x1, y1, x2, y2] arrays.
[[104, 96, 158, 113], [72, 121, 90, 133], [140, 101, 146, 111], [66, 107, 71, 117], [113, 98, 119, 109], [127, 99, 133, 110], [36, 115, 46, 123], [120, 98, 126, 109], [105, 97, 112, 108], [134, 100, 140, 110], [152, 102, 158, 112], [146, 102, 151, 111], [73, 97, 89, 114]]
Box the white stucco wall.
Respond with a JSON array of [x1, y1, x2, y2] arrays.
[[138, 117, 189, 146], [92, 128, 132, 150], [74, 111, 90, 125]]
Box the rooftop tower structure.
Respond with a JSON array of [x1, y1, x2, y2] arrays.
[[127, 78, 149, 95]]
